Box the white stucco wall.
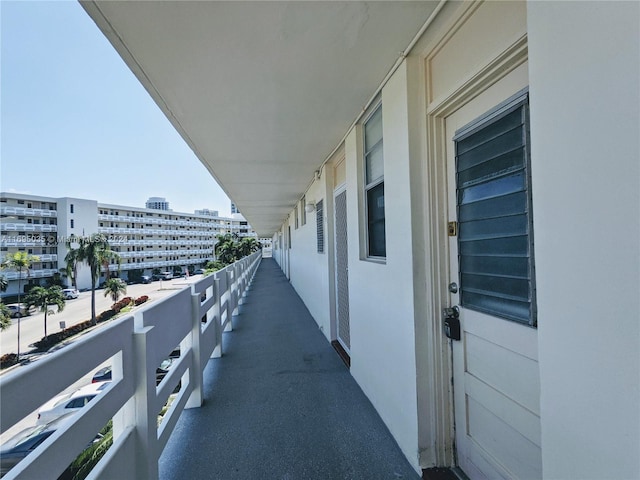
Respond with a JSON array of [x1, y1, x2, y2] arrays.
[[528, 2, 640, 478], [56, 197, 99, 290], [288, 175, 332, 340], [344, 61, 420, 471]]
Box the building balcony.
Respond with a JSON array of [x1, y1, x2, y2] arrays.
[[0, 268, 59, 280], [0, 223, 58, 232], [98, 226, 220, 237], [115, 257, 211, 271], [0, 239, 47, 247], [97, 214, 225, 230], [117, 249, 213, 259], [0, 206, 57, 218], [36, 254, 58, 262], [0, 255, 417, 480]]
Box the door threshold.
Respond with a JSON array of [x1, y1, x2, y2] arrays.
[[331, 340, 350, 369], [422, 467, 466, 480]]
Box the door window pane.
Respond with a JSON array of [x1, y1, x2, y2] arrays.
[[455, 98, 536, 325]]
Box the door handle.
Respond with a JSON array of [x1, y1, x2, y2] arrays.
[[443, 306, 459, 318]]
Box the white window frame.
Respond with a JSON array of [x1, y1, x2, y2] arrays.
[[362, 102, 386, 260]]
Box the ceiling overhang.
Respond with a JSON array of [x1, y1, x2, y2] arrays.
[[81, 1, 440, 237]]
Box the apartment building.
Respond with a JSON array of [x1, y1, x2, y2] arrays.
[[0, 192, 256, 295]]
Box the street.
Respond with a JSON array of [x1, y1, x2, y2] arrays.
[[0, 276, 201, 357], [0, 275, 202, 444]]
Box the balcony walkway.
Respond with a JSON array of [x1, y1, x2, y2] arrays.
[[159, 258, 420, 480]]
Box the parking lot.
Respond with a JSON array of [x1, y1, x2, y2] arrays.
[[1, 276, 201, 358]]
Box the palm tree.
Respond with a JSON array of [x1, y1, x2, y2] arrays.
[[73, 234, 120, 325], [239, 237, 260, 257], [103, 278, 127, 304], [63, 245, 81, 291], [24, 285, 65, 340], [1, 251, 40, 358], [0, 303, 11, 331], [215, 234, 238, 265], [0, 276, 9, 331]]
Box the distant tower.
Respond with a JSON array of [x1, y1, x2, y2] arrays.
[[194, 208, 219, 217], [230, 202, 239, 214], [146, 197, 170, 210]]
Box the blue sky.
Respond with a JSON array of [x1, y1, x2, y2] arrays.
[[1, 0, 232, 216]]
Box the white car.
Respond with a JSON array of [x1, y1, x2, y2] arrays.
[[36, 382, 110, 425], [6, 304, 30, 318], [62, 289, 79, 299]]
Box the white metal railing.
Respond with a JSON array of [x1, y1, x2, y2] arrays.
[[0, 207, 57, 217], [0, 251, 261, 480], [1, 268, 59, 280], [98, 226, 220, 237], [0, 223, 58, 232], [112, 257, 213, 271], [120, 239, 216, 247], [0, 240, 47, 247], [97, 213, 229, 229], [117, 249, 214, 259]]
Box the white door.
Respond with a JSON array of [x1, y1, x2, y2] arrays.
[[334, 187, 350, 353], [445, 84, 541, 479]]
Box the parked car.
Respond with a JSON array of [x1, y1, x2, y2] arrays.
[[0, 414, 76, 477], [0, 413, 103, 478], [6, 304, 30, 318], [141, 275, 152, 284], [193, 269, 205, 275], [36, 382, 110, 425], [92, 359, 174, 385], [159, 272, 173, 280], [62, 288, 79, 299]]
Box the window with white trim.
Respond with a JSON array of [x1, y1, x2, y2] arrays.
[[363, 105, 385, 258], [301, 195, 306, 226]]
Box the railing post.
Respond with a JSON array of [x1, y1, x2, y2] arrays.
[[239, 261, 246, 303], [212, 278, 223, 358], [225, 269, 234, 332], [132, 322, 159, 480], [186, 289, 203, 409], [232, 264, 240, 316]]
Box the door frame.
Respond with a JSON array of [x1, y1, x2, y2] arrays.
[[423, 34, 529, 468], [332, 183, 350, 356]]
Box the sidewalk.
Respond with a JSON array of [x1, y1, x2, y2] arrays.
[[159, 258, 420, 479]]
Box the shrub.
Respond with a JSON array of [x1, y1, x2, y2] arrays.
[[97, 309, 116, 322], [0, 353, 18, 369], [112, 297, 132, 313], [134, 295, 149, 306]]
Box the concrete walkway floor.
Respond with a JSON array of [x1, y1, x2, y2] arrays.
[[159, 258, 420, 480]]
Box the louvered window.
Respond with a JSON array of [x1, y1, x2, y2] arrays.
[[454, 93, 536, 326], [316, 199, 324, 253]]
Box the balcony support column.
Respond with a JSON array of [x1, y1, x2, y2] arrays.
[[212, 278, 223, 358], [132, 324, 159, 480], [185, 290, 204, 409], [225, 269, 234, 331]]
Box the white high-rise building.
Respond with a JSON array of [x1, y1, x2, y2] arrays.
[[0, 192, 256, 295], [145, 197, 170, 211]]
